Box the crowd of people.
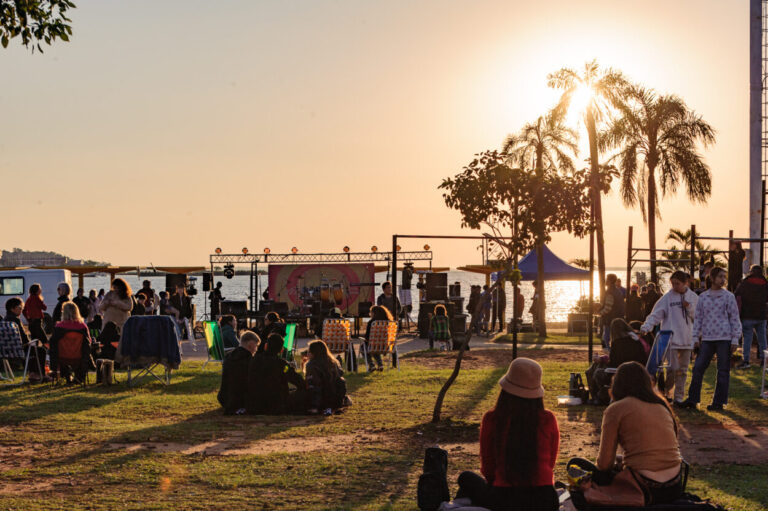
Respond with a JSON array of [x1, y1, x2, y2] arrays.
[[3, 279, 198, 384]]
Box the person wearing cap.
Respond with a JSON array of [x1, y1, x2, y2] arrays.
[[568, 362, 683, 506], [455, 358, 559, 511], [733, 264, 768, 369]]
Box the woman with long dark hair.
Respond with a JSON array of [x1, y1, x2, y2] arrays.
[[363, 305, 393, 371], [305, 340, 347, 415], [569, 361, 683, 506], [456, 358, 559, 511]]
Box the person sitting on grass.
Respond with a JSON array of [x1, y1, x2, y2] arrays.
[[305, 340, 349, 416], [49, 302, 94, 384], [217, 331, 259, 415], [219, 315, 239, 350], [257, 311, 283, 353], [429, 304, 451, 350], [568, 362, 683, 508], [455, 358, 560, 511], [5, 297, 49, 383], [363, 305, 393, 372], [247, 333, 306, 415]]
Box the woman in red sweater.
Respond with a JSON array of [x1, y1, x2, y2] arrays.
[[456, 358, 560, 511]]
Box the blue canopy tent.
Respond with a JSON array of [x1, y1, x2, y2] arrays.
[[492, 245, 590, 281]]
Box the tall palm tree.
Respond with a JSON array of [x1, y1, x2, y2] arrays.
[[657, 227, 724, 277], [548, 60, 628, 299], [503, 111, 578, 336], [602, 86, 715, 283]]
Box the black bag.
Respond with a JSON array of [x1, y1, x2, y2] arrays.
[[417, 447, 450, 511], [569, 373, 590, 402]]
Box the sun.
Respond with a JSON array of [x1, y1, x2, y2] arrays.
[[567, 83, 595, 124]]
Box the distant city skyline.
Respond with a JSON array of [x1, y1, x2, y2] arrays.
[[0, 0, 749, 269]]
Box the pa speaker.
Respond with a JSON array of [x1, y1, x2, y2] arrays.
[[451, 314, 468, 334], [221, 300, 248, 318], [202, 272, 213, 292], [358, 301, 372, 317], [425, 273, 448, 301]]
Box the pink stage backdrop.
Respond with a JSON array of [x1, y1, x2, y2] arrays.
[[267, 263, 375, 315]]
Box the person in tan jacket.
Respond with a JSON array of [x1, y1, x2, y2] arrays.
[[99, 278, 133, 331]]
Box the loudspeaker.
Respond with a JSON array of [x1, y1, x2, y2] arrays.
[[221, 300, 248, 318], [417, 302, 439, 339], [451, 314, 468, 335], [358, 301, 372, 317], [202, 272, 213, 292], [165, 274, 188, 293], [273, 301, 289, 316], [425, 273, 448, 301]]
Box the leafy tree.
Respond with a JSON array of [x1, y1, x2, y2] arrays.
[[548, 60, 628, 299], [0, 0, 75, 51], [432, 150, 590, 422], [602, 86, 715, 283], [502, 111, 579, 336], [569, 258, 590, 269]]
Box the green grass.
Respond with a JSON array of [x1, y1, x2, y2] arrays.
[[1, 353, 766, 509], [494, 332, 592, 345]]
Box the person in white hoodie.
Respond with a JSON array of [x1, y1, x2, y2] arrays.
[[640, 271, 698, 405], [680, 267, 742, 411]]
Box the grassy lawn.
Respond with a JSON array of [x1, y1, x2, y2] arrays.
[[1, 350, 766, 510], [494, 332, 592, 345]]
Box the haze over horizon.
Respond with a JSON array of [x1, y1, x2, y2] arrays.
[[0, 0, 749, 269]]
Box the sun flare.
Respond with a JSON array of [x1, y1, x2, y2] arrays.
[[567, 84, 595, 124]]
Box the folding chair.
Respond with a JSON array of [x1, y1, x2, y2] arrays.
[[121, 316, 180, 387], [281, 323, 297, 366], [202, 320, 228, 368], [55, 330, 91, 386], [761, 349, 767, 399], [360, 320, 399, 371], [646, 330, 673, 389], [0, 321, 29, 384], [322, 318, 356, 372]]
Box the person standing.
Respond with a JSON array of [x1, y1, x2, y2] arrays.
[[642, 282, 662, 318], [599, 274, 625, 349], [170, 283, 194, 340], [99, 278, 133, 331], [22, 283, 48, 342], [72, 288, 91, 321], [734, 264, 768, 369], [87, 289, 99, 323], [52, 282, 71, 323], [680, 268, 742, 411], [138, 280, 157, 315], [616, 278, 627, 298], [399, 262, 414, 316], [640, 271, 698, 405], [728, 241, 745, 292], [491, 281, 507, 333], [376, 281, 401, 320], [209, 281, 225, 318], [625, 284, 644, 322]]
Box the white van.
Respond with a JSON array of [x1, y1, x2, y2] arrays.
[[0, 269, 72, 320]]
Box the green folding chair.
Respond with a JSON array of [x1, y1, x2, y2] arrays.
[[202, 320, 226, 368], [282, 323, 297, 366]]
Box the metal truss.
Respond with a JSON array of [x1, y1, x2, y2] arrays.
[[210, 251, 432, 265]]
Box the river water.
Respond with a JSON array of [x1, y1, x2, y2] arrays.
[[79, 269, 636, 323]]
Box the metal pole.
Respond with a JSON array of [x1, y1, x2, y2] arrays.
[[690, 224, 696, 279], [762, 180, 766, 267], [626, 226, 633, 312], [750, 0, 763, 266], [588, 207, 595, 362]]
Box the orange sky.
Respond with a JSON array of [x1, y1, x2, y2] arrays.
[[0, 0, 748, 268]]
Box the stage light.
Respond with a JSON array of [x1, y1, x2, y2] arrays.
[[291, 247, 298, 254], [424, 244, 430, 251], [224, 263, 235, 279], [263, 247, 270, 254], [396, 245, 401, 251], [343, 246, 350, 253], [215, 247, 222, 254], [371, 245, 378, 253], [242, 247, 248, 255]]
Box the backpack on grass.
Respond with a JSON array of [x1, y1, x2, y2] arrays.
[[417, 447, 450, 511]]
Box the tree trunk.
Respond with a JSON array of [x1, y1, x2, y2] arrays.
[[536, 242, 547, 337], [431, 334, 470, 423], [585, 108, 606, 299], [648, 170, 658, 283]]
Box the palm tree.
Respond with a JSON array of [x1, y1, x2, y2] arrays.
[[503, 111, 578, 336], [548, 60, 628, 299], [657, 227, 724, 277], [602, 87, 715, 283]]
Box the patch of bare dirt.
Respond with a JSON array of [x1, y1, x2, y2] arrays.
[[0, 444, 45, 471], [404, 348, 582, 370], [105, 431, 388, 456], [0, 480, 58, 495], [438, 422, 768, 466]]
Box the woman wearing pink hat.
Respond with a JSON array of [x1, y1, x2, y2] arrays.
[[455, 358, 560, 511]]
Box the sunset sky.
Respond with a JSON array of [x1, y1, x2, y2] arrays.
[[0, 0, 749, 268]]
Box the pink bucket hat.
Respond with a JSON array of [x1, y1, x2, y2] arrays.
[[498, 358, 545, 398]]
